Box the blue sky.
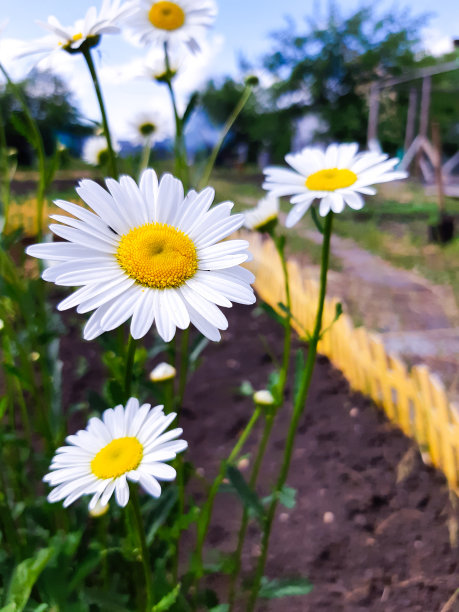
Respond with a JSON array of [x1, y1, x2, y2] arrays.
[[1, 0, 458, 138]]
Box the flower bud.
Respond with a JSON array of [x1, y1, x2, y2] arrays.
[[253, 389, 275, 406], [149, 362, 176, 382]]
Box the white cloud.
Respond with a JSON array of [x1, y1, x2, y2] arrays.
[[422, 28, 454, 57]]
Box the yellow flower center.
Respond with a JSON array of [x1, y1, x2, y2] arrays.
[[72, 32, 83, 41], [305, 168, 358, 192], [91, 437, 143, 479], [116, 222, 198, 289], [148, 1, 185, 30]]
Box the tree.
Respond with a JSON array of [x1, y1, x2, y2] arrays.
[[263, 4, 430, 153], [0, 69, 91, 165]]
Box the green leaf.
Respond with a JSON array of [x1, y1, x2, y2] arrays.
[[259, 577, 313, 599], [226, 466, 265, 525], [107, 379, 125, 405], [261, 485, 297, 510], [209, 606, 229, 612], [310, 206, 323, 234], [146, 487, 178, 546], [9, 115, 38, 149], [293, 349, 305, 403], [0, 604, 17, 612], [182, 92, 199, 125], [278, 486, 297, 509], [151, 583, 181, 611], [238, 380, 254, 397], [258, 301, 285, 326], [5, 547, 54, 611], [335, 302, 343, 319], [0, 396, 8, 419], [2, 364, 32, 391], [189, 335, 209, 369]]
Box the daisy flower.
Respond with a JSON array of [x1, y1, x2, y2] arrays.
[[44, 398, 187, 509], [127, 0, 217, 53], [244, 195, 279, 233], [263, 143, 408, 227], [141, 47, 184, 82], [26, 169, 255, 342], [82, 135, 120, 166], [130, 110, 168, 144], [18, 0, 132, 58]]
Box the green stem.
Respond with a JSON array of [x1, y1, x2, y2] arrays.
[[0, 468, 21, 562], [129, 486, 153, 609], [198, 84, 253, 190], [274, 236, 292, 400], [177, 327, 190, 407], [228, 411, 274, 610], [229, 234, 292, 609], [138, 137, 152, 178], [124, 335, 137, 401], [194, 406, 262, 579], [172, 327, 190, 581], [0, 104, 12, 233], [247, 212, 334, 611], [82, 48, 118, 180], [163, 43, 189, 188]]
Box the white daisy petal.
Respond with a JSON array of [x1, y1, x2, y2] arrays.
[[130, 289, 156, 339], [22, 3, 128, 60], [127, 0, 217, 53], [27, 171, 254, 343], [139, 473, 162, 498], [44, 400, 187, 509], [154, 292, 177, 342], [264, 143, 407, 219], [115, 476, 130, 507], [285, 199, 315, 228], [343, 192, 364, 210]]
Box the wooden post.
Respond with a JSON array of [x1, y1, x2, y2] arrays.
[[432, 121, 445, 215], [404, 86, 418, 152], [419, 76, 432, 138], [415, 76, 432, 174], [367, 83, 380, 147]]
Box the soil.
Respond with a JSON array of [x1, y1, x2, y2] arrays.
[[178, 304, 459, 612], [56, 298, 459, 611]]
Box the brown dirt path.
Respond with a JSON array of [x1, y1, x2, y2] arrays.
[[300, 231, 459, 403]]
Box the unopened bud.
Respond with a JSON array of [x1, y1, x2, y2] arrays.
[[30, 351, 40, 362], [89, 501, 109, 518], [149, 362, 176, 382], [245, 75, 259, 87], [253, 390, 275, 406]]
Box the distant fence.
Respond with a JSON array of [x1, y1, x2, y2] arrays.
[[243, 231, 459, 492], [4, 199, 59, 237]]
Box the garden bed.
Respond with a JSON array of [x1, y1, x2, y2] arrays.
[[58, 300, 458, 611], [182, 304, 458, 611]]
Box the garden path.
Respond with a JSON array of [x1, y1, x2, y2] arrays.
[[301, 230, 459, 402]]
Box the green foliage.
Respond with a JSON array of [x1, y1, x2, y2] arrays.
[[264, 4, 430, 152], [226, 466, 265, 525], [259, 576, 313, 599], [3, 547, 54, 611], [151, 584, 181, 611], [0, 69, 91, 165]]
